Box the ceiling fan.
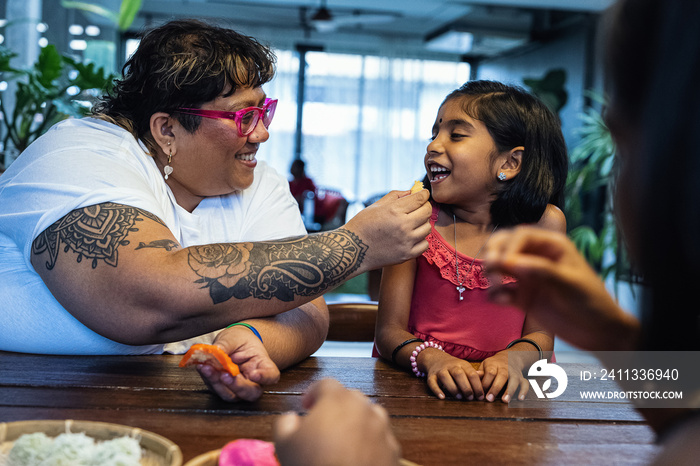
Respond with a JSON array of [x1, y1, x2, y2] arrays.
[[307, 0, 399, 33]]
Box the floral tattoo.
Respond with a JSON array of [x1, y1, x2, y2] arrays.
[[188, 229, 368, 303]]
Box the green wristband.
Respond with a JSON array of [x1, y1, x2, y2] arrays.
[[226, 322, 263, 343]]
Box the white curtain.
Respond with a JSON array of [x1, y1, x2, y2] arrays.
[[258, 49, 470, 210], [257, 49, 300, 181]]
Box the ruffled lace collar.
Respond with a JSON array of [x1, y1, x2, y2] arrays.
[[422, 205, 515, 290]]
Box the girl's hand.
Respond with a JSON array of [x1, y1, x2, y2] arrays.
[[196, 325, 281, 402], [479, 351, 529, 403], [420, 349, 485, 400]]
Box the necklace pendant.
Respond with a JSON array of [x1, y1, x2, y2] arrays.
[[456, 285, 465, 301]]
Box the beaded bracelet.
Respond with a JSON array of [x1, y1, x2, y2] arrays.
[[505, 338, 543, 361], [226, 322, 263, 343], [391, 338, 423, 365], [410, 341, 443, 378]]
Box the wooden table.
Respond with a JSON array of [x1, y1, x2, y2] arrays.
[[0, 351, 659, 465]]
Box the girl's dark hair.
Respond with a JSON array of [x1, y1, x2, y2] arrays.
[[92, 19, 276, 155], [605, 0, 700, 350], [443, 80, 568, 227]]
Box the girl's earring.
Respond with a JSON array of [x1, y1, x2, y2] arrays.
[[164, 144, 174, 180], [498, 172, 507, 181]]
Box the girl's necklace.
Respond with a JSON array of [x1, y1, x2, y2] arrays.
[[453, 214, 498, 301]]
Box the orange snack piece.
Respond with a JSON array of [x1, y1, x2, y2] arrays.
[[410, 180, 424, 194], [179, 343, 240, 377]]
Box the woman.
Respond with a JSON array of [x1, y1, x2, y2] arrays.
[[484, 0, 700, 462], [0, 20, 432, 402]]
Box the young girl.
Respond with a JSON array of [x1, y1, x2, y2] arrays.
[[374, 80, 568, 403]]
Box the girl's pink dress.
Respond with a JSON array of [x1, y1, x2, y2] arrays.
[[405, 205, 523, 361]]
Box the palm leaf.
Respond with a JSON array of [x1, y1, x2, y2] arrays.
[[59, 1, 119, 24], [117, 0, 142, 31]]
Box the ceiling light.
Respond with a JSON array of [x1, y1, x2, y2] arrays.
[[69, 24, 84, 35], [311, 6, 332, 22], [69, 39, 87, 51], [425, 30, 474, 54], [85, 25, 100, 36]]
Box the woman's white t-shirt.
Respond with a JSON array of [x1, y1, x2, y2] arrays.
[[0, 118, 306, 355]]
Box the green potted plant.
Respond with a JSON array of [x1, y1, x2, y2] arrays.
[[566, 91, 634, 291], [0, 43, 116, 169], [523, 68, 569, 114], [523, 72, 632, 291]]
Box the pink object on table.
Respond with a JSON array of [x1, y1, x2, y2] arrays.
[[218, 439, 280, 466]]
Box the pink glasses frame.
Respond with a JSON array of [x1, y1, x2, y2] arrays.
[[177, 98, 278, 137]]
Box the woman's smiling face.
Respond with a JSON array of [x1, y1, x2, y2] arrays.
[[165, 86, 270, 211], [425, 98, 500, 207]]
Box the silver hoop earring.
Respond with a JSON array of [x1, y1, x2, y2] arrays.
[[164, 148, 174, 180], [498, 172, 507, 181]]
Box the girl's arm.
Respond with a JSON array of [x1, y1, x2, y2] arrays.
[[525, 203, 563, 353], [479, 204, 565, 402], [376, 258, 485, 401], [537, 204, 567, 233], [374, 259, 419, 368]]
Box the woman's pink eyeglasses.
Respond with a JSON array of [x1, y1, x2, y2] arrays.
[[177, 98, 277, 137]]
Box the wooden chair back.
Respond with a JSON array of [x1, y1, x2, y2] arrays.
[[326, 301, 378, 342]]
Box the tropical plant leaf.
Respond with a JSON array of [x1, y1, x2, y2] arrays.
[[64, 56, 115, 91], [0, 46, 20, 73], [569, 225, 601, 265], [118, 0, 142, 31], [34, 45, 64, 88]]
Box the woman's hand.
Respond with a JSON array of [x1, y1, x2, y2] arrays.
[[419, 349, 485, 401], [345, 189, 432, 270], [479, 351, 530, 403], [196, 325, 280, 402], [484, 227, 640, 351], [273, 379, 401, 466]]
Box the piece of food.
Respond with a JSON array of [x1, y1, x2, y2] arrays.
[[218, 439, 279, 466], [410, 180, 424, 193], [178, 344, 240, 377]]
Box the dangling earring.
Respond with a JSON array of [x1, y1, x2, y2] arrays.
[[498, 172, 507, 181], [164, 143, 174, 180]]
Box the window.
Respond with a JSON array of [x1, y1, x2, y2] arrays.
[[260, 50, 470, 207]]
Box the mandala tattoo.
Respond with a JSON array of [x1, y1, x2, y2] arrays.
[[188, 228, 368, 304], [32, 203, 166, 270]]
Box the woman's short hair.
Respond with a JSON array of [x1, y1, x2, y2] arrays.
[[443, 80, 568, 227], [93, 19, 276, 155]]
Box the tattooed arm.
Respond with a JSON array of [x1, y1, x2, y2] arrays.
[[30, 190, 430, 345]]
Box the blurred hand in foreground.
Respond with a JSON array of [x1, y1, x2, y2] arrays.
[[274, 379, 401, 466]]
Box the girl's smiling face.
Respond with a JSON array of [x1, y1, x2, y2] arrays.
[[425, 98, 501, 208]]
